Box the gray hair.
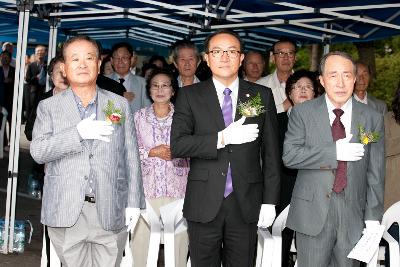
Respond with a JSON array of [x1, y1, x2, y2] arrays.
[[319, 51, 356, 75], [171, 39, 199, 63]]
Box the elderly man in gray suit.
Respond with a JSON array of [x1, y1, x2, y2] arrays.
[[283, 51, 385, 267], [354, 62, 387, 115], [30, 36, 145, 267], [109, 42, 151, 113]]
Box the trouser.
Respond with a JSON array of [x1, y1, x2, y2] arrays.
[[187, 193, 258, 267], [296, 192, 360, 267], [47, 201, 127, 267]]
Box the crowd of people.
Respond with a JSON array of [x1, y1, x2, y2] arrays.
[[0, 29, 399, 267]]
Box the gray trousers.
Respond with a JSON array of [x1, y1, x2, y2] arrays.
[[47, 201, 128, 267], [296, 192, 360, 267]]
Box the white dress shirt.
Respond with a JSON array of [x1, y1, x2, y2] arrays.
[[214, 77, 239, 149], [257, 69, 288, 113], [353, 92, 368, 105], [325, 95, 352, 137], [177, 75, 200, 87]]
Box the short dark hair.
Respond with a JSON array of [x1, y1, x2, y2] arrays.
[[145, 68, 178, 101], [100, 55, 112, 75], [204, 30, 244, 53], [285, 69, 320, 105], [171, 39, 199, 63], [48, 55, 64, 76], [111, 42, 133, 56], [355, 61, 372, 75], [0, 50, 11, 58], [319, 51, 356, 75], [62, 35, 100, 59], [148, 55, 168, 68], [271, 37, 297, 53]]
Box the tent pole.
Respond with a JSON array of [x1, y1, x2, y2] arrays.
[[3, 0, 32, 254], [45, 17, 59, 92]]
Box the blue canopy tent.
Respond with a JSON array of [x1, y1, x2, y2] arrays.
[[1, 0, 399, 254]]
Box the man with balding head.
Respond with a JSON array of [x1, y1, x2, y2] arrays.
[[30, 36, 145, 267], [354, 62, 387, 115], [243, 51, 265, 83], [283, 51, 384, 267]]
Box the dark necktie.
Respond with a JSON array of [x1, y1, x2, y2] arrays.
[[331, 108, 347, 193], [119, 78, 127, 92], [222, 88, 233, 197]]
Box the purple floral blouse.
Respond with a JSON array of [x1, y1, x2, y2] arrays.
[[134, 104, 189, 199]]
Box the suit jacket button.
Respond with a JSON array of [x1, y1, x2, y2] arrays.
[[221, 172, 225, 176]]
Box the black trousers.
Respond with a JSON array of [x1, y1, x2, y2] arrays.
[[187, 193, 258, 267]]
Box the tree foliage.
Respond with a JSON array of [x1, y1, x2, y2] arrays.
[[292, 36, 400, 109]]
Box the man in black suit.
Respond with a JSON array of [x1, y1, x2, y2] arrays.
[[171, 30, 280, 267]]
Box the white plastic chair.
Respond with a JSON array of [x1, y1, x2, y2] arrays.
[[40, 226, 61, 267], [255, 205, 290, 267], [368, 201, 400, 267], [0, 107, 8, 159], [159, 199, 187, 267], [136, 199, 187, 267]]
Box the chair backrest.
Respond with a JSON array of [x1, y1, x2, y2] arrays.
[[382, 201, 400, 231]]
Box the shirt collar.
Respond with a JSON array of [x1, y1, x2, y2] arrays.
[[212, 77, 239, 95], [72, 87, 98, 107], [325, 94, 352, 114], [353, 92, 368, 104], [177, 75, 200, 87]]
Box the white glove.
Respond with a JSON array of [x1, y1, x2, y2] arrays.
[[76, 113, 114, 142], [257, 204, 276, 228], [125, 207, 141, 233], [221, 116, 259, 145], [363, 220, 380, 234], [336, 134, 364, 161]]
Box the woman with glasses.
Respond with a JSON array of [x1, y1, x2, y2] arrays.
[[278, 69, 320, 267], [132, 68, 189, 267]]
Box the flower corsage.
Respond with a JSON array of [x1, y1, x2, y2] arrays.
[[238, 92, 265, 117], [358, 125, 380, 145], [103, 100, 125, 125]]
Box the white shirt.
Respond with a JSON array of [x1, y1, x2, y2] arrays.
[[130, 67, 137, 75], [257, 69, 288, 113], [353, 92, 368, 105], [214, 77, 239, 149], [177, 75, 200, 87], [325, 95, 352, 137]]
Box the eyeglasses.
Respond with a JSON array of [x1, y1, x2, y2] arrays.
[[293, 84, 314, 92], [208, 50, 241, 59], [273, 51, 295, 59], [151, 83, 172, 91], [112, 56, 131, 63]]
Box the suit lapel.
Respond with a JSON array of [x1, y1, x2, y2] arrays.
[[92, 88, 107, 150], [314, 95, 334, 143], [63, 88, 83, 127], [234, 79, 253, 121], [350, 98, 364, 142], [199, 79, 225, 130], [347, 98, 366, 177]]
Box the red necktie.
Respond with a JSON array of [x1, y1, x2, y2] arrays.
[[331, 109, 347, 193]]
